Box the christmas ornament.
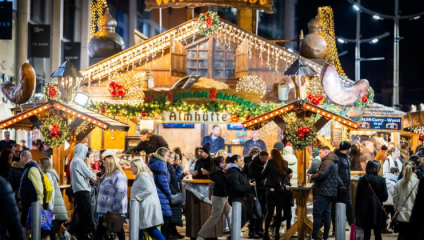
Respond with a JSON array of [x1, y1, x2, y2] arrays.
[[100, 106, 107, 114], [354, 87, 374, 109], [40, 117, 70, 147], [44, 82, 61, 101], [198, 11, 220, 36], [286, 119, 317, 149], [419, 134, 424, 141], [307, 93, 324, 105], [108, 80, 126, 98]]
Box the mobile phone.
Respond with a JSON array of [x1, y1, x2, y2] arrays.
[[250, 179, 255, 182]]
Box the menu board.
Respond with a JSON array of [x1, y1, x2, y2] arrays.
[[163, 123, 195, 128], [360, 116, 402, 131]]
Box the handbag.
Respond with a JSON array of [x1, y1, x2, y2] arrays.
[[26, 207, 54, 230], [251, 185, 263, 220], [278, 174, 291, 196], [350, 223, 364, 240], [391, 180, 419, 233], [102, 211, 125, 233], [171, 192, 183, 205]]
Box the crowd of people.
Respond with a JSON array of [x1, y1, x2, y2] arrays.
[[1, 128, 424, 240]]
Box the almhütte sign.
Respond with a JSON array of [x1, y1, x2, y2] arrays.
[[145, 0, 274, 13], [163, 111, 230, 124]]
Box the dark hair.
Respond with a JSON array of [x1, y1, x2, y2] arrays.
[[173, 147, 183, 162], [320, 146, 331, 151], [194, 147, 200, 159], [400, 142, 408, 150], [229, 155, 241, 163], [259, 151, 269, 157], [248, 147, 261, 157], [387, 147, 399, 156], [389, 167, 399, 174], [270, 148, 288, 175], [225, 156, 231, 164], [211, 156, 225, 172], [20, 140, 26, 143], [100, 149, 106, 156], [365, 160, 381, 175], [0, 149, 12, 173], [32, 140, 39, 147], [380, 145, 388, 151]]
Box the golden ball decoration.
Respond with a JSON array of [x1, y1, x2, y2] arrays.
[[236, 75, 267, 99]]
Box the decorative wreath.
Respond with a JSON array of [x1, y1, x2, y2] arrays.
[[354, 87, 374, 109], [40, 117, 70, 147], [286, 119, 317, 149], [44, 82, 61, 101], [198, 11, 220, 36]]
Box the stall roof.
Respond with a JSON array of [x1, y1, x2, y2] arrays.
[[242, 100, 359, 130], [81, 18, 356, 86], [363, 102, 406, 116], [0, 101, 129, 131]]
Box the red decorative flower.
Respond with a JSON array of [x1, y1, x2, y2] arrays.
[[419, 134, 424, 141], [298, 127, 303, 134], [100, 106, 107, 114], [303, 127, 310, 136], [109, 81, 117, 88], [298, 133, 305, 139], [48, 85, 58, 98], [141, 111, 148, 118], [49, 123, 61, 139], [108, 81, 126, 97], [206, 16, 213, 26], [110, 89, 118, 97], [307, 93, 325, 105], [246, 116, 252, 120], [118, 89, 126, 97]]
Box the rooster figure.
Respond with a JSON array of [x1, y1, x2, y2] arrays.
[[1, 63, 36, 105]]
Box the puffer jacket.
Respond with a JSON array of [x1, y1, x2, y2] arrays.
[[225, 164, 251, 199], [393, 174, 419, 222], [283, 146, 298, 185], [0, 177, 24, 240], [383, 172, 398, 206], [149, 153, 172, 217], [311, 152, 341, 197], [45, 169, 68, 221], [209, 167, 226, 197], [334, 149, 351, 190], [7, 161, 24, 200]]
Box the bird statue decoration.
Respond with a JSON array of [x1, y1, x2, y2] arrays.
[[1, 63, 36, 105], [411, 104, 417, 112], [321, 64, 369, 106]]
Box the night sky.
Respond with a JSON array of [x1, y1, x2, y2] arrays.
[[296, 0, 424, 111]]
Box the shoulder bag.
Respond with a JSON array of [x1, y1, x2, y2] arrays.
[[102, 211, 125, 233], [251, 185, 263, 220], [390, 180, 419, 233], [278, 173, 291, 196]]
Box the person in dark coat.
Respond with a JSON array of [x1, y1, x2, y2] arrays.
[[192, 144, 212, 179], [166, 151, 184, 239], [332, 142, 354, 234], [355, 160, 388, 240], [307, 146, 342, 240], [406, 177, 424, 240], [226, 155, 255, 240], [0, 131, 16, 151], [149, 147, 173, 240], [0, 149, 13, 179], [8, 160, 24, 203], [243, 147, 261, 177], [0, 176, 24, 240], [201, 125, 225, 155], [126, 129, 169, 154], [261, 149, 289, 240], [247, 151, 269, 237]]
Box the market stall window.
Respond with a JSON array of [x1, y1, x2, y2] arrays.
[[213, 40, 235, 79], [187, 40, 209, 77]]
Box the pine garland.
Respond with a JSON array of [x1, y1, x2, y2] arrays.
[[198, 11, 220, 36], [40, 117, 70, 147], [286, 119, 317, 149]]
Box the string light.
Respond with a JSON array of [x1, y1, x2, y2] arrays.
[[89, 0, 108, 41], [236, 75, 267, 99]]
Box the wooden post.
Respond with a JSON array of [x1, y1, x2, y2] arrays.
[[296, 149, 306, 186], [237, 9, 255, 33], [53, 144, 65, 185]]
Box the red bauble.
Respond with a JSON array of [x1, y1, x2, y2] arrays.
[[298, 133, 305, 139], [118, 89, 126, 97], [307, 93, 314, 100], [141, 111, 148, 118], [312, 99, 320, 105], [100, 106, 107, 114], [361, 97, 368, 103], [144, 96, 153, 103], [317, 94, 323, 101], [110, 89, 118, 97], [298, 127, 303, 133], [419, 134, 424, 141], [303, 127, 310, 136], [246, 116, 252, 120], [117, 84, 124, 90], [109, 81, 117, 88], [48, 85, 58, 98]]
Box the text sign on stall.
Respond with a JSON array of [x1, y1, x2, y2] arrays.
[[29, 24, 51, 58], [360, 116, 403, 131], [163, 111, 230, 124], [0, 2, 12, 40]]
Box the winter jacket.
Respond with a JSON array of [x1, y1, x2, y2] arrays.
[[359, 148, 373, 171], [226, 164, 251, 199], [350, 153, 362, 171], [261, 159, 288, 188], [174, 164, 183, 186], [7, 161, 24, 197], [382, 155, 402, 177], [0, 162, 10, 180], [149, 153, 172, 217], [248, 155, 266, 191], [193, 156, 212, 179], [334, 149, 351, 190], [96, 170, 128, 214], [19, 161, 44, 205], [0, 176, 24, 240], [131, 172, 164, 230], [405, 155, 424, 179], [209, 167, 227, 197], [355, 174, 388, 228], [393, 174, 419, 222], [406, 178, 424, 239], [45, 169, 68, 221], [399, 149, 409, 164], [201, 135, 225, 154], [243, 155, 254, 177], [307, 157, 321, 183], [125, 134, 169, 154], [0, 140, 16, 151], [383, 172, 398, 206], [311, 152, 341, 197], [70, 144, 95, 193], [283, 146, 298, 185], [167, 162, 182, 226]]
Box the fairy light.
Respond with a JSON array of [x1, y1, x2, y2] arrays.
[[236, 75, 267, 99], [89, 0, 108, 41]]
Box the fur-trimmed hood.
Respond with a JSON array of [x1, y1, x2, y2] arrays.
[[11, 161, 24, 169], [151, 153, 166, 162]]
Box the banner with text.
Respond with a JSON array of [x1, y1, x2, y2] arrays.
[[0, 2, 12, 40], [163, 111, 230, 124], [29, 24, 51, 58], [360, 116, 403, 131]]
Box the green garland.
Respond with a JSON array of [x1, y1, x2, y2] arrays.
[[88, 100, 284, 120], [40, 117, 70, 147], [354, 87, 374, 109], [286, 119, 317, 149], [198, 11, 220, 36]]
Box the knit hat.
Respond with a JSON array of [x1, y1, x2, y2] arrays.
[[200, 143, 211, 155], [273, 142, 285, 151], [339, 141, 352, 151], [312, 147, 319, 158]]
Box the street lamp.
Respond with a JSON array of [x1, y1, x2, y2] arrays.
[[353, 5, 360, 11], [371, 38, 379, 44]]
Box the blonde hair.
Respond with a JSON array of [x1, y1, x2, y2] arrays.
[[401, 161, 416, 187], [131, 159, 152, 178], [216, 150, 227, 157], [39, 157, 51, 173], [104, 156, 124, 177]]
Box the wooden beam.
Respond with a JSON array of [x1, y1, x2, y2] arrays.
[[314, 117, 330, 131], [76, 125, 96, 142], [53, 144, 65, 185], [237, 9, 254, 33], [272, 116, 287, 130], [28, 115, 43, 129], [69, 118, 84, 132]]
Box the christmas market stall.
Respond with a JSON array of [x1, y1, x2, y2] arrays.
[[402, 108, 424, 152]]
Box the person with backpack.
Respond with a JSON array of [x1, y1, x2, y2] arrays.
[[261, 149, 289, 240], [18, 150, 44, 240], [383, 148, 402, 177]]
